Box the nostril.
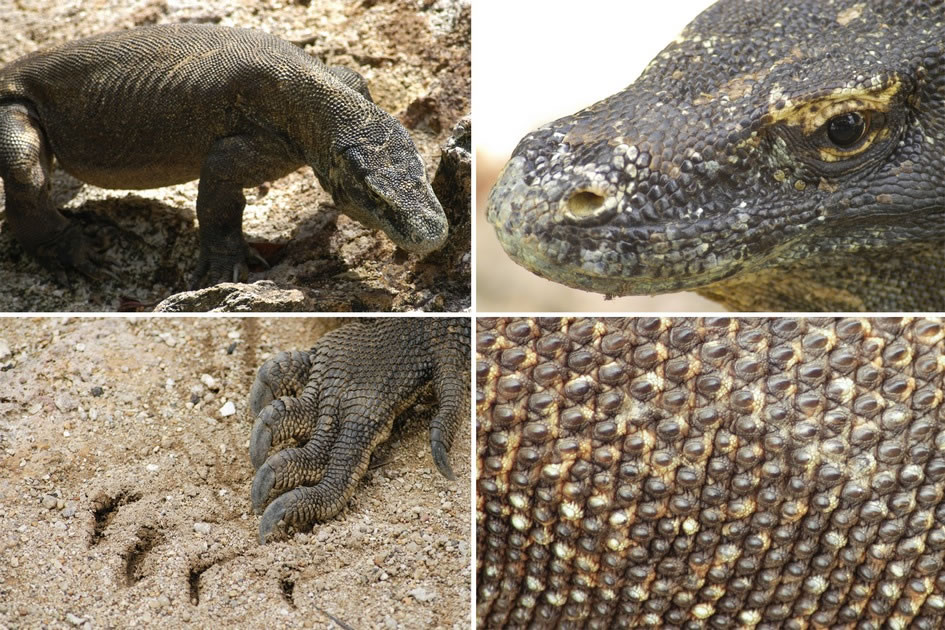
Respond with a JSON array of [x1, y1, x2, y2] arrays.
[[567, 191, 606, 217]]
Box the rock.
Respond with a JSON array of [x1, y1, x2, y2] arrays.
[[218, 401, 236, 417], [431, 116, 471, 244], [0, 339, 10, 361], [193, 522, 211, 535], [65, 612, 84, 626], [90, 386, 104, 397], [200, 374, 217, 390], [408, 586, 436, 603], [41, 495, 58, 510], [154, 281, 309, 312], [146, 463, 159, 473]]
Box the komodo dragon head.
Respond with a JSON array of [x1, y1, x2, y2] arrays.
[[487, 0, 944, 311], [324, 112, 449, 256]]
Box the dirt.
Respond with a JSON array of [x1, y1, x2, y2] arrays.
[[0, 317, 470, 629], [0, 0, 470, 312]]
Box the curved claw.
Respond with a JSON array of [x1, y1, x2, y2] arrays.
[[258, 489, 299, 545], [247, 246, 271, 271], [251, 461, 276, 513], [248, 374, 276, 418], [189, 257, 249, 290], [431, 440, 455, 481], [230, 260, 250, 284], [249, 405, 277, 469]]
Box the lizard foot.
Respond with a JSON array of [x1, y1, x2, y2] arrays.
[[189, 244, 251, 289], [247, 318, 470, 544], [32, 222, 118, 284]]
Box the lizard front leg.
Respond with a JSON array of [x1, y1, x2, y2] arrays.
[[191, 133, 302, 289], [248, 318, 469, 544]]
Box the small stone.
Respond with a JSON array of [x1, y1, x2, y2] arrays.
[[10, 556, 19, 568], [200, 374, 218, 390], [218, 401, 236, 417], [374, 553, 385, 567], [408, 586, 436, 603], [61, 506, 76, 518], [66, 613, 84, 626], [316, 529, 330, 543], [74, 343, 86, 352], [193, 522, 211, 535], [146, 463, 159, 473], [90, 386, 104, 397], [0, 339, 10, 361], [42, 495, 58, 510]]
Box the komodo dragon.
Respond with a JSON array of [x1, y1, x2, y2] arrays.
[[477, 317, 945, 628], [487, 1, 944, 311], [249, 317, 470, 544], [0, 24, 448, 288]]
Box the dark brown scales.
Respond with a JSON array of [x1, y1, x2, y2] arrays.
[[477, 317, 945, 628]]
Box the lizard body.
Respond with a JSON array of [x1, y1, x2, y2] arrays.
[[0, 24, 448, 287]]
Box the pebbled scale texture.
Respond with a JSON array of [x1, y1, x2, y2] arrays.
[[487, 1, 944, 311], [477, 317, 945, 628]]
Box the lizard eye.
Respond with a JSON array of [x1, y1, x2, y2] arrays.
[[826, 111, 868, 148]]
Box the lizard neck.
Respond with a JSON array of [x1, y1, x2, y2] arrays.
[[697, 240, 945, 311]]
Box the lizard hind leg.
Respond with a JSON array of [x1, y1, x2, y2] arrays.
[[0, 102, 112, 282]]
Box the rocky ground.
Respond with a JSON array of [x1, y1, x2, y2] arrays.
[[0, 317, 471, 628], [0, 0, 470, 312]]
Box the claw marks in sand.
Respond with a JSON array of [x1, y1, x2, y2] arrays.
[[89, 489, 141, 546], [124, 526, 163, 586], [188, 554, 238, 606], [248, 317, 471, 543]]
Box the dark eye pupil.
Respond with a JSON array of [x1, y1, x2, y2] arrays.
[[827, 112, 866, 147]]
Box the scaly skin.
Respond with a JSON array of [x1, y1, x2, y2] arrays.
[[487, 1, 944, 311], [477, 317, 945, 629], [0, 24, 448, 287], [251, 317, 469, 544]]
